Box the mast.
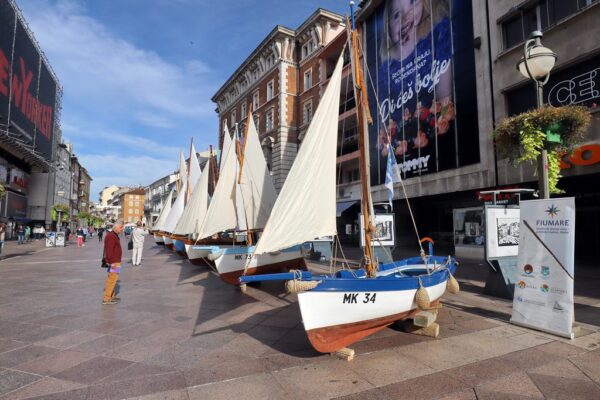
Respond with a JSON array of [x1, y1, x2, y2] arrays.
[[186, 138, 193, 205], [348, 9, 375, 277], [209, 145, 217, 193], [236, 106, 254, 246]]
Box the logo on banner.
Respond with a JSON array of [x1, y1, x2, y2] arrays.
[[545, 204, 560, 217], [523, 264, 533, 275], [553, 301, 566, 312], [540, 284, 550, 293], [541, 266, 550, 277], [517, 281, 526, 289]]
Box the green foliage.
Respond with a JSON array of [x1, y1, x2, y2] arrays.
[[51, 204, 70, 222], [0, 184, 5, 198], [494, 105, 591, 194]]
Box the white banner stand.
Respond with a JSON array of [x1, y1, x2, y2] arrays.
[[510, 198, 575, 339]]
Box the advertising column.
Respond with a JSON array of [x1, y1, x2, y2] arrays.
[[511, 198, 575, 338]]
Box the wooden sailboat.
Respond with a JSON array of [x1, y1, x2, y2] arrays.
[[171, 141, 203, 256], [191, 111, 306, 284], [239, 15, 458, 353], [161, 151, 188, 251]]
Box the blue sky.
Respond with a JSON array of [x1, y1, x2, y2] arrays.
[[17, 0, 348, 200]]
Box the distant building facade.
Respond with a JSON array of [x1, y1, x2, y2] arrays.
[[120, 188, 145, 223]]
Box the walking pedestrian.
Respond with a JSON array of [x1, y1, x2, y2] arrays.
[[76, 227, 84, 247], [65, 226, 71, 242], [102, 220, 124, 305], [16, 224, 25, 244], [24, 225, 31, 242], [98, 227, 104, 242], [40, 226, 46, 239], [131, 221, 148, 266], [0, 223, 5, 254]]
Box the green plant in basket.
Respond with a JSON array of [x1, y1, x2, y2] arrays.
[[494, 105, 591, 194]]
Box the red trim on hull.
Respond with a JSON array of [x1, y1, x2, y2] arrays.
[[220, 257, 307, 286], [165, 243, 174, 250], [305, 300, 441, 353]]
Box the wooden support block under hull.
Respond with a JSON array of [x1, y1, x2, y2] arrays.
[[413, 311, 437, 328], [404, 321, 440, 338], [331, 347, 355, 361]]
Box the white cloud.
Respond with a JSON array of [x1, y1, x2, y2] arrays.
[[21, 0, 216, 124], [79, 154, 178, 199]]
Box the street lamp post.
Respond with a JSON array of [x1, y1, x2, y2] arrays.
[[516, 31, 557, 199]]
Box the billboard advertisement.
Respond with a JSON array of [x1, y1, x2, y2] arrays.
[[0, 0, 57, 161], [364, 0, 479, 185]]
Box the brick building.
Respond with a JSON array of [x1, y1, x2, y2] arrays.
[[119, 188, 145, 223], [211, 9, 345, 190]]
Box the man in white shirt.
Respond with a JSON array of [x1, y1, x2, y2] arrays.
[[130, 221, 148, 266]]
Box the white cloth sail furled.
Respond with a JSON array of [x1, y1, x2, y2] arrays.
[[196, 135, 245, 239], [254, 53, 344, 255], [238, 116, 277, 230], [153, 189, 174, 232], [163, 151, 188, 233], [163, 179, 187, 233], [173, 163, 209, 236], [188, 142, 202, 194]]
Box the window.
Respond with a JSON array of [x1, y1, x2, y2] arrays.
[[135, 201, 139, 207], [267, 81, 274, 101], [135, 195, 139, 199], [253, 91, 260, 109], [241, 102, 247, 118], [266, 109, 274, 131], [502, 0, 594, 49], [304, 69, 312, 91], [134, 209, 139, 214], [129, 201, 133, 206], [231, 110, 237, 125], [302, 40, 315, 59], [128, 209, 133, 215], [253, 114, 260, 130], [303, 101, 313, 125]]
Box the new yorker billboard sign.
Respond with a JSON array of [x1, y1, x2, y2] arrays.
[[0, 0, 58, 162]]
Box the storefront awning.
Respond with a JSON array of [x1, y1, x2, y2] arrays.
[[336, 201, 358, 217]]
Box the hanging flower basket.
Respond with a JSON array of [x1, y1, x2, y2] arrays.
[[493, 105, 591, 194]]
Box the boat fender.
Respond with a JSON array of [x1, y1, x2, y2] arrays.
[[285, 279, 320, 293], [446, 271, 460, 294], [415, 276, 431, 309], [208, 250, 224, 261]]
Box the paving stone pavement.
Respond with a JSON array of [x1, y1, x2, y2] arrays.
[[0, 237, 598, 399]]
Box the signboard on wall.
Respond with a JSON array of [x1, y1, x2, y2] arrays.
[[485, 207, 520, 258], [510, 198, 575, 339], [0, 0, 57, 162], [364, 0, 480, 185], [360, 213, 395, 247], [3, 191, 27, 218]]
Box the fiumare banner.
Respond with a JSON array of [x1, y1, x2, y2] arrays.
[[511, 198, 575, 339]]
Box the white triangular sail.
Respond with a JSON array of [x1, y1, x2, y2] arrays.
[[220, 125, 232, 174], [163, 180, 187, 233], [153, 189, 174, 232], [188, 142, 202, 194], [238, 117, 277, 230], [196, 136, 245, 239], [254, 54, 344, 254], [173, 163, 210, 236]]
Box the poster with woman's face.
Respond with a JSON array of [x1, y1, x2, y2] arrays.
[[366, 0, 458, 184]]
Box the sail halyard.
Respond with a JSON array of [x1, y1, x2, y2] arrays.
[[253, 51, 345, 255]]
